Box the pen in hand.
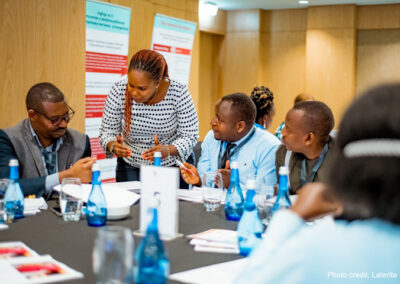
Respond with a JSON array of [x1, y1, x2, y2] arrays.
[[176, 160, 196, 176]]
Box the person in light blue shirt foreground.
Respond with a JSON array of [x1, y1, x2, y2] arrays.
[[180, 92, 280, 189], [235, 83, 400, 283]]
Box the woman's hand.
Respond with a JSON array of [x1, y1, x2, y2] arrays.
[[142, 134, 172, 161], [108, 135, 132, 158], [291, 182, 342, 221], [179, 162, 201, 186]]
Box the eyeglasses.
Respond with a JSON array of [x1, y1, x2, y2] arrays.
[[34, 106, 75, 125]]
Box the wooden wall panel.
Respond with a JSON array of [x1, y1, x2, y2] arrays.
[[305, 5, 357, 127], [358, 4, 400, 29], [199, 9, 226, 35], [198, 32, 224, 139], [227, 10, 260, 32], [305, 28, 356, 124], [307, 5, 356, 29], [268, 9, 307, 32], [222, 10, 261, 98], [0, 0, 86, 131], [259, 9, 307, 133], [222, 32, 260, 96], [356, 29, 400, 95], [261, 30, 307, 133]]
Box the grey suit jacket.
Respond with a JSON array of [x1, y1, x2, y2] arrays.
[[0, 119, 91, 196]]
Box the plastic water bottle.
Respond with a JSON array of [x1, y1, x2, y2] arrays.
[[265, 183, 274, 200], [224, 161, 244, 221], [154, 151, 161, 167], [135, 197, 169, 284], [237, 179, 263, 256], [86, 163, 107, 227], [272, 166, 291, 213], [4, 159, 24, 221]]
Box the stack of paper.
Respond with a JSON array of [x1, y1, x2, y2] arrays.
[[178, 187, 226, 204], [24, 197, 48, 216], [187, 229, 239, 254], [0, 241, 83, 283], [178, 187, 203, 203]]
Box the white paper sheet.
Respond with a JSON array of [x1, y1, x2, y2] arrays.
[[188, 229, 238, 245], [0, 224, 8, 230], [0, 254, 83, 283], [189, 238, 238, 249], [178, 187, 226, 204], [53, 183, 140, 207], [169, 258, 247, 284]]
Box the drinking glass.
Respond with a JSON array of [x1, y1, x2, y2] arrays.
[[93, 226, 134, 284], [60, 178, 82, 222], [254, 180, 276, 226], [0, 179, 9, 224], [202, 172, 223, 212]]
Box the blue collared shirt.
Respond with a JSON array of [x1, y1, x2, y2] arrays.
[[235, 210, 400, 284], [254, 122, 264, 130], [29, 122, 63, 193], [197, 126, 281, 189]]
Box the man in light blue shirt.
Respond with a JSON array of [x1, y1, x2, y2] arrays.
[[180, 92, 280, 189]]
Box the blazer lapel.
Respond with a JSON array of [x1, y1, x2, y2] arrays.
[[57, 132, 71, 172], [22, 120, 47, 176]]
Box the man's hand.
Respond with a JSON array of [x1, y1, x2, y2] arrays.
[[179, 162, 200, 186], [108, 135, 132, 158], [218, 160, 231, 189], [142, 134, 171, 161], [60, 157, 96, 183], [291, 182, 342, 221]]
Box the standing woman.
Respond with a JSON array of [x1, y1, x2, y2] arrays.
[[99, 49, 199, 184]]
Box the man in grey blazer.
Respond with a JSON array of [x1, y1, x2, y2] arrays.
[[0, 82, 95, 197]]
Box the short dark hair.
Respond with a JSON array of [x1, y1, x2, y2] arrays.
[[221, 93, 256, 125], [294, 101, 334, 143], [250, 86, 274, 121], [26, 82, 65, 111], [329, 83, 400, 224]]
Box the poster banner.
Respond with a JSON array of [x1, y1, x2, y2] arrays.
[[151, 14, 197, 85], [85, 0, 131, 182]]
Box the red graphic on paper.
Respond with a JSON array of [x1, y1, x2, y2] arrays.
[[85, 95, 107, 118], [102, 178, 116, 183], [86, 51, 128, 74], [152, 44, 191, 55], [153, 44, 171, 53], [175, 47, 191, 55]]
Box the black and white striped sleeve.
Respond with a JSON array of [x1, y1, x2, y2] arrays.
[[99, 78, 125, 157], [171, 84, 199, 162]]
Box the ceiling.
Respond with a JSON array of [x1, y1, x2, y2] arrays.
[[205, 0, 400, 10]]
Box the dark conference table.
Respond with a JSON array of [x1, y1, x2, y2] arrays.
[[0, 200, 242, 283]]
